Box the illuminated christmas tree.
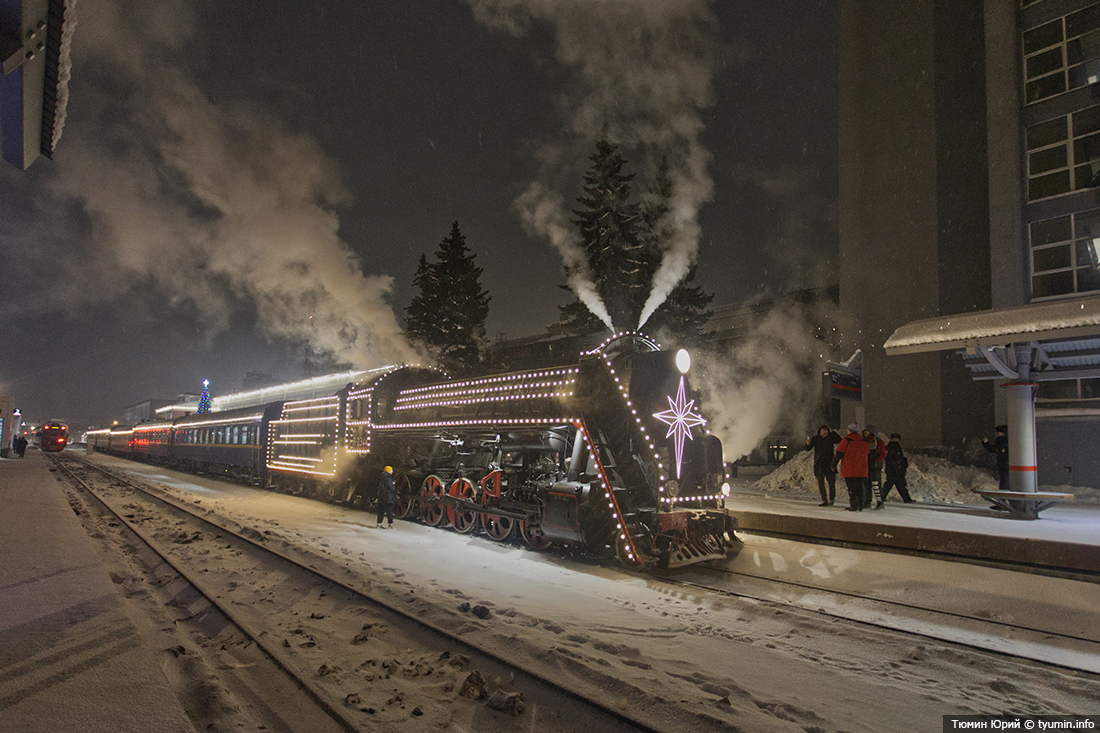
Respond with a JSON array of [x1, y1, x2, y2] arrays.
[[198, 379, 211, 414]]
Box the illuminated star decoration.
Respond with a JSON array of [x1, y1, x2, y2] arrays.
[[652, 376, 706, 479]]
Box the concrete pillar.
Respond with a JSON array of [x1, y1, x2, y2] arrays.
[[1004, 380, 1038, 493]]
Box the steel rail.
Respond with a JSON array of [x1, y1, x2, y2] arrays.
[[47, 454, 363, 733], [645, 560, 1100, 676], [59, 454, 668, 733]]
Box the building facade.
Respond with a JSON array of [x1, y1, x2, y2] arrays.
[[838, 0, 1100, 487]]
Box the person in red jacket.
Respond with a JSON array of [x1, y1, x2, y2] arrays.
[[832, 423, 871, 511]]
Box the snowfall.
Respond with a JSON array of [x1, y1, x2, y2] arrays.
[[39, 447, 1097, 733]]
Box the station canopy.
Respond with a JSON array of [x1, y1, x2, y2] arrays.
[[884, 294, 1100, 382]]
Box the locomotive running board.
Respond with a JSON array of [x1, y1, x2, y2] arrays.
[[665, 534, 727, 569]]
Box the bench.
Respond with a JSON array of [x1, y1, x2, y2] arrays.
[[974, 490, 1073, 520]]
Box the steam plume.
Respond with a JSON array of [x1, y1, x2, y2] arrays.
[[466, 0, 717, 331], [515, 182, 613, 330], [694, 305, 832, 461], [6, 0, 421, 368]]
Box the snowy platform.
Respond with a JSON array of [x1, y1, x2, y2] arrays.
[[0, 453, 195, 733], [723, 492, 1100, 575]]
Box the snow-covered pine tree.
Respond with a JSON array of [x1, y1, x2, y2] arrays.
[[405, 222, 490, 374]]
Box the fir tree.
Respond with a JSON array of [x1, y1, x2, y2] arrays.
[[405, 253, 443, 346], [404, 222, 491, 374], [556, 138, 649, 335], [554, 143, 713, 343]]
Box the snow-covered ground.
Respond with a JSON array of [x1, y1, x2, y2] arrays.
[[83, 453, 1100, 732], [750, 449, 1100, 506]]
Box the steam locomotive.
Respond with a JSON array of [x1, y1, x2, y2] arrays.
[[37, 421, 69, 452], [89, 333, 735, 568]]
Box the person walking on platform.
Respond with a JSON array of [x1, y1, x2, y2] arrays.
[[14, 434, 27, 458], [805, 425, 841, 506], [863, 427, 886, 509], [376, 466, 396, 529], [982, 425, 1010, 491], [832, 423, 871, 511], [879, 433, 914, 505]]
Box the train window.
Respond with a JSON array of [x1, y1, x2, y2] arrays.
[[233, 426, 240, 444]]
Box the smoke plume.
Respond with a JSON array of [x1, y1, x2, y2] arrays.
[[694, 305, 834, 461], [5, 0, 422, 368], [514, 182, 613, 329], [466, 0, 717, 331]]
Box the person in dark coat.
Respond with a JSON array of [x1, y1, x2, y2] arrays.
[[14, 435, 27, 458], [862, 426, 886, 508], [879, 433, 913, 505], [982, 425, 1010, 491], [805, 425, 841, 506], [832, 423, 871, 511], [376, 466, 396, 529]]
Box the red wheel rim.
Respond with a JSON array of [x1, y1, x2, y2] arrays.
[[519, 501, 552, 550], [479, 470, 515, 541], [447, 478, 478, 533], [482, 513, 515, 541], [393, 473, 414, 519], [419, 475, 447, 527]]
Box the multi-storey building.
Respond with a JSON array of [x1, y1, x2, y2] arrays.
[[838, 1, 1100, 488]]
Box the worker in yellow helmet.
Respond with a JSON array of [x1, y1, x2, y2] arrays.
[[376, 466, 396, 529]]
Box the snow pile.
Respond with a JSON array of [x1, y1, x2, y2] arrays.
[[750, 450, 1100, 505]]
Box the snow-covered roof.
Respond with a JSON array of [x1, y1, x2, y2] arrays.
[[211, 368, 388, 410], [883, 295, 1100, 355]]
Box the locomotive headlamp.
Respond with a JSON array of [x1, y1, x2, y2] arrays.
[[720, 482, 731, 497], [666, 479, 680, 497], [675, 349, 691, 374]]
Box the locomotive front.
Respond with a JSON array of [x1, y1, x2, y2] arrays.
[[571, 334, 735, 568]]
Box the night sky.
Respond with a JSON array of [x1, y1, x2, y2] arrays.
[[0, 0, 836, 426]]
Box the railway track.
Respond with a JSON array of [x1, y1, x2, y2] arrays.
[[49, 453, 699, 733], [648, 539, 1100, 676]]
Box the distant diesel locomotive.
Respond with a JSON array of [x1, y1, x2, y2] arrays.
[[37, 421, 69, 452], [89, 333, 735, 568]]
